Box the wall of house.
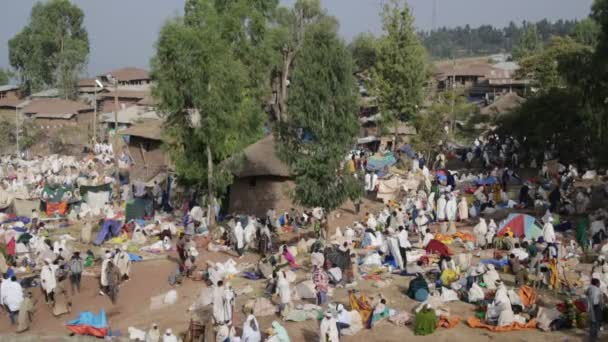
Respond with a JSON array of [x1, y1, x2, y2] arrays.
[[228, 176, 296, 217], [127, 136, 167, 168], [100, 98, 140, 112], [0, 89, 19, 101], [0, 108, 16, 122]]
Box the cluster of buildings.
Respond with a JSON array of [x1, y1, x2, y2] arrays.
[[0, 67, 166, 182]]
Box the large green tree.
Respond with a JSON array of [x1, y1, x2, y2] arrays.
[[0, 69, 11, 86], [153, 0, 274, 223], [349, 32, 379, 72], [372, 0, 429, 148], [9, 0, 89, 98], [512, 24, 542, 60], [277, 17, 361, 210]]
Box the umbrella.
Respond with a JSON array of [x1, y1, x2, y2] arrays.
[[497, 213, 543, 240]]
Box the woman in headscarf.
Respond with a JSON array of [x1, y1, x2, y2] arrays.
[[445, 195, 457, 222], [267, 321, 290, 342], [242, 314, 261, 342], [275, 271, 292, 318], [233, 221, 245, 257], [458, 196, 469, 221], [436, 194, 447, 221], [319, 312, 339, 342], [473, 218, 488, 249], [40, 258, 57, 304]]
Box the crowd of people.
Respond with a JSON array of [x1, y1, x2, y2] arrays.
[[0, 131, 607, 342]]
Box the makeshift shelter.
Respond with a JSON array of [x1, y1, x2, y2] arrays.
[[366, 152, 397, 172], [80, 183, 112, 212], [125, 198, 154, 222], [480, 92, 525, 116], [497, 213, 542, 240], [228, 134, 295, 217], [94, 220, 122, 246], [65, 309, 109, 337]]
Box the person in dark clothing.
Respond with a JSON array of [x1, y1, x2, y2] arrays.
[[587, 278, 603, 342], [518, 184, 531, 208], [549, 186, 561, 212]]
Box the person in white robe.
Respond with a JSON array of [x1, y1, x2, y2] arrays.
[[458, 197, 469, 221], [446, 195, 457, 222], [244, 219, 257, 248], [2, 276, 23, 324], [213, 281, 228, 324], [421, 229, 434, 248], [223, 283, 235, 324], [100, 251, 112, 295], [146, 323, 160, 342], [364, 173, 372, 192], [370, 173, 378, 192], [40, 258, 57, 303], [426, 192, 436, 214], [542, 216, 556, 244], [366, 214, 378, 230], [234, 222, 245, 257], [436, 194, 447, 221], [483, 264, 500, 290], [319, 312, 339, 342], [496, 300, 515, 326], [114, 245, 131, 280], [276, 271, 292, 318], [162, 328, 178, 342], [242, 314, 261, 342], [473, 218, 488, 248]]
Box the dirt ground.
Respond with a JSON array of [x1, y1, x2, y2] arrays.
[[0, 233, 594, 342], [0, 192, 602, 341]]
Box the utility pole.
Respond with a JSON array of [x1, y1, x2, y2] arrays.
[[450, 58, 456, 134], [15, 106, 19, 157]]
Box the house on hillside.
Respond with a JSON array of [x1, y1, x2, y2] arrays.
[[99, 89, 149, 113], [99, 67, 150, 87], [22, 99, 93, 129], [0, 85, 23, 121], [120, 119, 169, 181], [228, 134, 295, 217], [100, 105, 160, 132]]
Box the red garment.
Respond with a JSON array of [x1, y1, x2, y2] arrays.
[[7, 237, 15, 256]]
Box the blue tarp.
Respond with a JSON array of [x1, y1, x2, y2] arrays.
[[480, 258, 509, 268], [128, 253, 142, 262], [67, 309, 108, 329], [93, 220, 122, 246], [398, 144, 417, 159], [366, 153, 397, 171], [475, 176, 498, 186]]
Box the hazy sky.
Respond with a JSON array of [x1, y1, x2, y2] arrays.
[[0, 0, 594, 76]]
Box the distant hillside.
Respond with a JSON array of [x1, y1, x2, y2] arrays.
[[419, 19, 578, 59]]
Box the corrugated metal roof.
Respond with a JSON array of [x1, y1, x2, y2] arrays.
[[0, 85, 19, 92]]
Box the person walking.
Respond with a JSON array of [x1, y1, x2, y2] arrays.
[[68, 251, 84, 294], [587, 278, 604, 342]]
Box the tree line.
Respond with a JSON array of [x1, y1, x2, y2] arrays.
[[419, 19, 579, 59]]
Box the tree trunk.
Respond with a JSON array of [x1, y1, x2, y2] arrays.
[[393, 118, 398, 152], [206, 145, 215, 228]]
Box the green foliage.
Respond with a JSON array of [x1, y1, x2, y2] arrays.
[[498, 1, 608, 167], [152, 0, 272, 193], [420, 19, 578, 59], [573, 18, 601, 46], [349, 32, 378, 72], [372, 0, 429, 132], [8, 0, 89, 98], [277, 18, 361, 210], [411, 111, 445, 159], [517, 36, 593, 93], [512, 24, 543, 60], [0, 69, 12, 86]]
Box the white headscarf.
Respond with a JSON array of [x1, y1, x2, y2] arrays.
[[242, 314, 261, 342]]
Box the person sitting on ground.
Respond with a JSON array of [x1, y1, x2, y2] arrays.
[[406, 273, 429, 301]]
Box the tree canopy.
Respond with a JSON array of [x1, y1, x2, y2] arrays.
[[152, 0, 273, 206], [498, 0, 608, 167], [512, 24, 543, 60], [420, 19, 578, 59], [0, 69, 11, 86], [372, 0, 429, 145], [277, 17, 361, 210], [349, 32, 379, 72], [9, 0, 89, 98]]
